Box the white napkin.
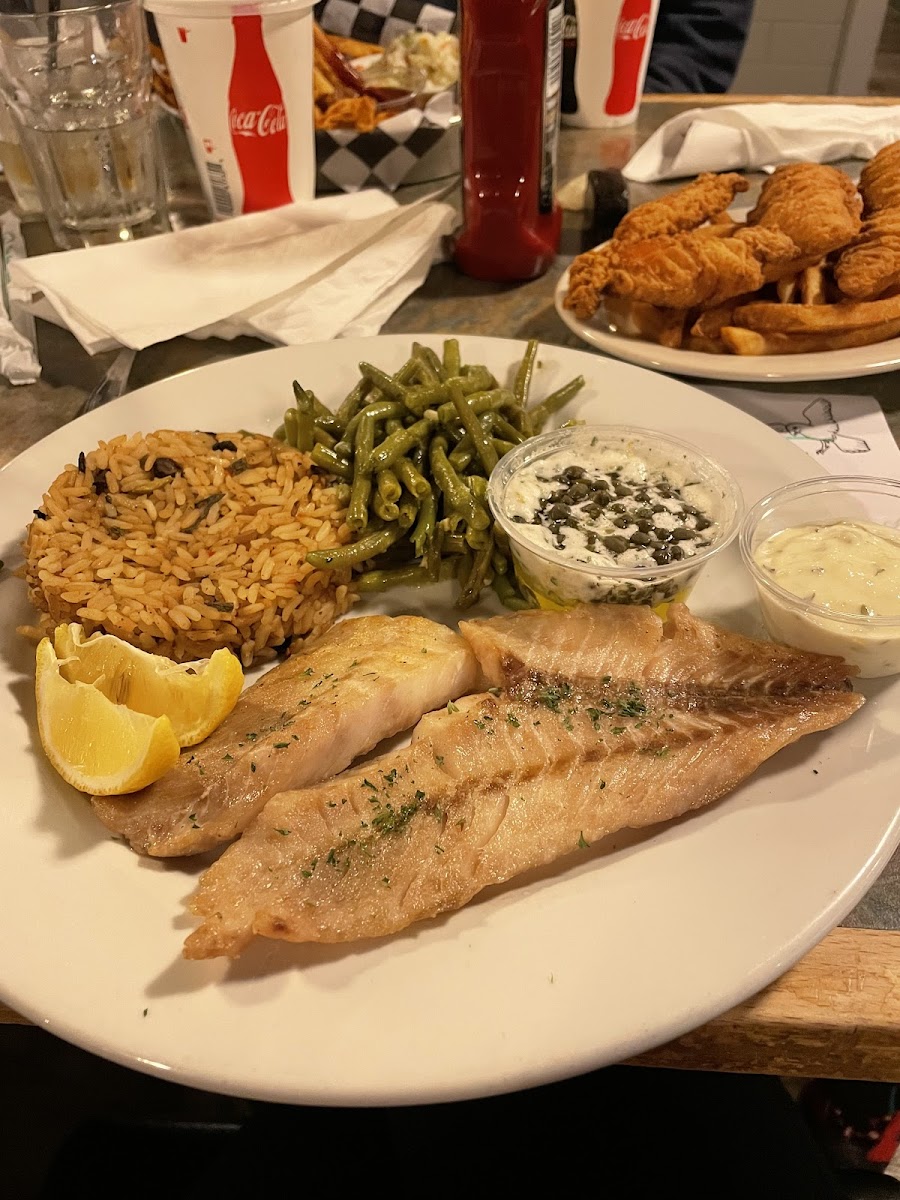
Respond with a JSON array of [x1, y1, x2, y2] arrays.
[[10, 190, 458, 355], [623, 103, 900, 183]]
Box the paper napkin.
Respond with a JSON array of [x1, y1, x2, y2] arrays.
[[11, 190, 458, 355], [623, 103, 900, 183]]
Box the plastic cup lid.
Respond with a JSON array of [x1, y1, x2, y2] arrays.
[[145, 0, 316, 17]]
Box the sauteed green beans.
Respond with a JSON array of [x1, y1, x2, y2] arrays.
[[275, 340, 585, 609]]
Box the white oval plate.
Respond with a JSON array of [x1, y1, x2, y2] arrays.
[[1, 335, 897, 1107], [554, 261, 900, 383]]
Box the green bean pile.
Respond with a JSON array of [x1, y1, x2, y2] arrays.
[[275, 339, 585, 609]]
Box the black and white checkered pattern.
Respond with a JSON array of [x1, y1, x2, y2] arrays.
[[315, 0, 456, 47], [315, 92, 454, 194]]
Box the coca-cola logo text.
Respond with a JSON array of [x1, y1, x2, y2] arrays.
[[229, 103, 286, 138], [617, 13, 650, 40]]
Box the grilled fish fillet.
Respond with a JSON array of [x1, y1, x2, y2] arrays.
[[184, 605, 861, 959], [613, 172, 750, 242], [748, 163, 862, 258], [92, 615, 479, 857]]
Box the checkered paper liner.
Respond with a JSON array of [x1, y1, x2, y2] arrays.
[[315, 0, 459, 194]]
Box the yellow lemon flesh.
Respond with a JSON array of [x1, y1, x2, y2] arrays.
[[53, 624, 244, 749], [35, 638, 180, 795]]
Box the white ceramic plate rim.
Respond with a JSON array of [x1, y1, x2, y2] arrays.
[[0, 334, 897, 1107], [554, 260, 900, 383]]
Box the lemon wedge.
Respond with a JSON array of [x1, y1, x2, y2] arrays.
[[53, 624, 244, 748], [35, 637, 180, 795]]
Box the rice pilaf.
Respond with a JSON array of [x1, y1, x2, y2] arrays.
[[23, 430, 354, 666]]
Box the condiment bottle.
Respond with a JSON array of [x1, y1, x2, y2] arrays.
[[453, 0, 564, 283]]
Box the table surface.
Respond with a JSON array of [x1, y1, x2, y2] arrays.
[[2, 93, 900, 1084]]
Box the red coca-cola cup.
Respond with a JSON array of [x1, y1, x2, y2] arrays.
[[561, 0, 659, 129], [145, 0, 316, 219]]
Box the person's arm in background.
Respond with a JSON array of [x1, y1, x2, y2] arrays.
[[645, 0, 756, 94]]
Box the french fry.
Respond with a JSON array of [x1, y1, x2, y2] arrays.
[[690, 297, 754, 338], [721, 315, 900, 356], [734, 292, 900, 333], [800, 264, 827, 305], [776, 274, 799, 304], [603, 297, 688, 348], [327, 34, 384, 59], [685, 334, 728, 354]]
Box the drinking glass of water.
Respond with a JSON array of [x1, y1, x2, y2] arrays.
[[0, 0, 169, 249]]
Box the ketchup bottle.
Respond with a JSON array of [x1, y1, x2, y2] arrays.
[[453, 0, 564, 283], [228, 13, 293, 213]]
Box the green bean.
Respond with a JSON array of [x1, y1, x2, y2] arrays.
[[340, 400, 406, 450], [492, 438, 516, 457], [435, 388, 509, 426], [347, 416, 376, 532], [311, 445, 353, 480], [458, 536, 494, 609], [413, 342, 445, 381], [372, 492, 400, 523], [312, 424, 337, 450], [410, 488, 436, 557], [491, 548, 509, 576], [528, 375, 586, 432], [448, 438, 475, 473], [442, 338, 461, 378], [394, 456, 431, 500], [356, 563, 440, 592], [430, 439, 489, 529], [306, 523, 405, 569], [334, 377, 373, 431], [514, 338, 539, 406], [308, 394, 342, 437], [492, 571, 532, 610], [464, 523, 491, 551], [283, 407, 300, 448], [368, 416, 436, 473], [376, 468, 402, 506], [482, 412, 526, 444], [359, 362, 410, 403], [448, 380, 499, 475], [440, 532, 467, 556], [334, 483, 352, 506], [291, 382, 316, 452], [397, 493, 418, 531], [273, 422, 286, 441], [468, 474, 488, 503]]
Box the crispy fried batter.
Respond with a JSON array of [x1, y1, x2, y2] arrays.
[[834, 208, 900, 300], [565, 226, 800, 317], [721, 317, 900, 356], [859, 141, 900, 214], [314, 94, 380, 132], [613, 172, 750, 242], [733, 292, 900, 334], [748, 163, 862, 258]]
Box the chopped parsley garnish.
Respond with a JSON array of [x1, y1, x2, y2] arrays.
[[578, 832, 590, 849], [447, 700, 459, 714], [507, 712, 521, 727]]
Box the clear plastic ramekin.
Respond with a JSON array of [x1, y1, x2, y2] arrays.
[[739, 475, 900, 679], [487, 424, 743, 614]]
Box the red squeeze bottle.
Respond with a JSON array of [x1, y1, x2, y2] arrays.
[[453, 0, 564, 282], [228, 14, 293, 213]]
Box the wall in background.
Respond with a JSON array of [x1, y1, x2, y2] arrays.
[[732, 0, 889, 95]]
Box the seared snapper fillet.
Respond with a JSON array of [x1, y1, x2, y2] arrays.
[[183, 605, 862, 959], [92, 615, 478, 857]]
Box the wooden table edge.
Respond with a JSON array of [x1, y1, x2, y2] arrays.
[[3, 927, 899, 1080], [642, 93, 900, 105]]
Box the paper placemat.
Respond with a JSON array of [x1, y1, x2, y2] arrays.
[[706, 388, 900, 481]]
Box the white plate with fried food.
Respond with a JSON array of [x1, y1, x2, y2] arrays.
[[556, 151, 900, 382], [1, 335, 898, 1107]]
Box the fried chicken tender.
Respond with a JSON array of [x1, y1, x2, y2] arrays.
[[613, 172, 750, 242], [834, 208, 900, 300], [859, 141, 900, 214], [565, 226, 800, 318], [748, 163, 862, 258]]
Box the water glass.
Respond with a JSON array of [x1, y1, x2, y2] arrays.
[[0, 0, 169, 249], [0, 101, 43, 218]]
